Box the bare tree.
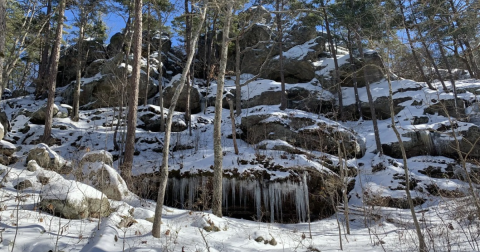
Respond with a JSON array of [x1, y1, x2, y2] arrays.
[[121, 0, 143, 181], [152, 1, 207, 237], [212, 0, 234, 218], [72, 0, 87, 121], [321, 0, 343, 120], [42, 0, 66, 143]]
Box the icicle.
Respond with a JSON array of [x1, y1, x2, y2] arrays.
[[255, 181, 262, 221]]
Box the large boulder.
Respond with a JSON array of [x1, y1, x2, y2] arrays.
[[80, 150, 113, 166], [62, 70, 157, 109], [26, 143, 65, 171], [240, 111, 365, 157], [143, 31, 172, 56], [106, 32, 124, 55], [30, 105, 59, 124], [383, 122, 480, 159], [163, 76, 201, 113], [39, 170, 110, 219], [140, 112, 187, 132], [57, 39, 107, 87], [77, 161, 129, 201], [262, 58, 315, 83], [0, 140, 16, 165], [260, 37, 325, 83]]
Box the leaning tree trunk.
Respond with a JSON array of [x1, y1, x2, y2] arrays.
[[212, 0, 234, 217], [152, 3, 207, 238], [355, 32, 383, 156], [122, 0, 143, 182], [386, 73, 427, 252], [42, 0, 66, 143]]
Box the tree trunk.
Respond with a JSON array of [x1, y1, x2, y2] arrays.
[[321, 0, 343, 120], [36, 0, 52, 99], [228, 96, 239, 155], [72, 5, 86, 122], [235, 37, 242, 116], [355, 33, 383, 156], [437, 40, 458, 110], [397, 0, 435, 90], [212, 0, 234, 218], [386, 72, 427, 252], [152, 3, 207, 238], [122, 0, 143, 182], [0, 0, 5, 101], [157, 33, 165, 132], [276, 0, 287, 110], [347, 29, 362, 119], [42, 0, 66, 143], [144, 4, 151, 107], [184, 0, 192, 136]]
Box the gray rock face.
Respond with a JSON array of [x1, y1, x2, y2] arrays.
[[163, 84, 201, 114], [62, 71, 157, 109], [26, 143, 65, 171], [57, 39, 107, 87], [240, 113, 365, 157], [30, 105, 59, 124], [382, 123, 480, 159], [262, 58, 315, 84]]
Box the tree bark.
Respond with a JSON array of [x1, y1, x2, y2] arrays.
[[212, 0, 234, 217], [122, 0, 143, 181], [355, 33, 383, 156], [0, 0, 5, 101], [321, 0, 343, 120], [276, 0, 287, 110], [72, 4, 86, 122], [386, 72, 427, 252], [397, 0, 435, 90], [42, 0, 66, 143], [144, 4, 151, 107], [36, 0, 52, 99], [227, 96, 239, 155], [152, 3, 207, 238]]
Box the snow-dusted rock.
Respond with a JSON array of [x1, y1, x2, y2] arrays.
[[241, 110, 365, 157], [0, 140, 15, 156], [30, 105, 59, 124], [81, 150, 113, 166], [163, 80, 201, 114], [39, 170, 110, 219], [26, 143, 65, 171], [78, 162, 129, 201], [27, 160, 40, 172]]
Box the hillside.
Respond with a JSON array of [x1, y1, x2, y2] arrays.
[[1, 37, 480, 250]]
